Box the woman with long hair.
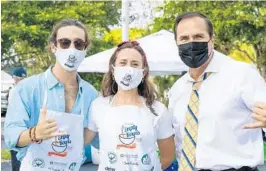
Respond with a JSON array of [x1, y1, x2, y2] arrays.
[[84, 41, 175, 171]]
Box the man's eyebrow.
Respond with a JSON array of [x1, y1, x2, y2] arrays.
[[178, 35, 189, 39], [193, 33, 205, 37]]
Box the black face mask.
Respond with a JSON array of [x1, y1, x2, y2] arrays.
[[178, 41, 210, 68]]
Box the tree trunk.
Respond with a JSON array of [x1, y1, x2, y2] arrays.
[[262, 65, 266, 81], [253, 44, 266, 80]]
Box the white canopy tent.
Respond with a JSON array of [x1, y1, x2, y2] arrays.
[[1, 70, 14, 91], [1, 70, 13, 84], [78, 30, 188, 75]]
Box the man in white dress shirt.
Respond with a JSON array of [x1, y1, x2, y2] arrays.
[[168, 12, 266, 171]]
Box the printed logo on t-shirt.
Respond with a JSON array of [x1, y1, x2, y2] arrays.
[[68, 162, 77, 171], [120, 153, 138, 159], [48, 161, 68, 171], [120, 153, 139, 166], [124, 161, 138, 166], [108, 152, 117, 164], [117, 124, 140, 149], [48, 131, 72, 157], [32, 158, 45, 168], [49, 161, 67, 167], [141, 154, 151, 165], [105, 167, 116, 171]]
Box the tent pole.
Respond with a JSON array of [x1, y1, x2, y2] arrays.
[[122, 0, 129, 41]]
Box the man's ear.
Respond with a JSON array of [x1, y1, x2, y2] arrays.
[[50, 43, 56, 54], [211, 34, 215, 42]]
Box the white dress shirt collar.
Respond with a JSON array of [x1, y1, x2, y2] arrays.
[[187, 50, 231, 82]]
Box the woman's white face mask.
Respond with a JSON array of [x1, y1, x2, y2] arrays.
[[113, 66, 145, 91], [55, 48, 86, 72]]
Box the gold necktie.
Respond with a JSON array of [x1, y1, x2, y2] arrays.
[[179, 72, 212, 171]]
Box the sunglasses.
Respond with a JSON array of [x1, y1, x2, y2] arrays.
[[117, 40, 140, 47], [56, 38, 86, 50]]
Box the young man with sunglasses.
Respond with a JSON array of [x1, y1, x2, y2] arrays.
[[4, 19, 98, 171]]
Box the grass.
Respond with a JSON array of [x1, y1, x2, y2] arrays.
[[264, 142, 266, 161], [1, 149, 11, 161]]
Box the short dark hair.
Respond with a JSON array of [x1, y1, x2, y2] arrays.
[[173, 12, 213, 40], [13, 67, 27, 77], [48, 19, 90, 51]]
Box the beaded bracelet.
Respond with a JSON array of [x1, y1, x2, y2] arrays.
[[33, 126, 43, 144], [29, 126, 43, 144], [29, 127, 34, 142]]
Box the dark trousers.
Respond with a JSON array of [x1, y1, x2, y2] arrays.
[[10, 150, 21, 171]]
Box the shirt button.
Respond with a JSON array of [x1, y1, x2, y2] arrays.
[[59, 84, 62, 87], [60, 96, 63, 99]]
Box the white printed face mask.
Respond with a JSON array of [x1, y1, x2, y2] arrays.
[[113, 66, 144, 91], [55, 48, 86, 72]]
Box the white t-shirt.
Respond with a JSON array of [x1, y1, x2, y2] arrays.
[[88, 96, 173, 171]]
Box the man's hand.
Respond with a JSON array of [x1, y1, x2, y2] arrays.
[[35, 108, 63, 140], [244, 102, 266, 129]]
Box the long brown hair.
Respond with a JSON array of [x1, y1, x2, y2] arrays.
[[101, 41, 158, 115]]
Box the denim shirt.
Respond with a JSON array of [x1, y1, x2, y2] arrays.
[[4, 67, 98, 161]]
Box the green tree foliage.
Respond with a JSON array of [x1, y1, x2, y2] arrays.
[[1, 1, 121, 90], [2, 1, 265, 97], [1, 1, 120, 74], [104, 28, 149, 44]]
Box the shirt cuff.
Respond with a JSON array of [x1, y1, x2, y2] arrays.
[[87, 124, 98, 133], [4, 126, 27, 151], [157, 130, 174, 140]]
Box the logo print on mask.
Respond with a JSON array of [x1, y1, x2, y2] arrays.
[[65, 55, 77, 68], [120, 74, 132, 86], [32, 158, 45, 168], [117, 124, 140, 149], [108, 152, 117, 164], [48, 132, 72, 157]]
